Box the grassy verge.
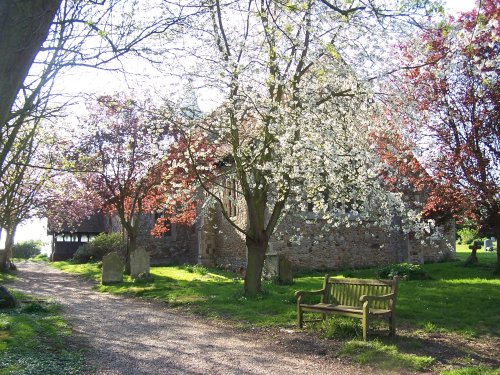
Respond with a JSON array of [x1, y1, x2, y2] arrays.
[[440, 366, 500, 375], [339, 339, 434, 372], [0, 294, 87, 375], [0, 272, 15, 284], [51, 246, 499, 373], [52, 247, 499, 335]]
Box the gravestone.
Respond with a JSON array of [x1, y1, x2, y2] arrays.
[[101, 252, 123, 285], [130, 247, 150, 278], [278, 256, 294, 285], [263, 254, 279, 278], [484, 238, 493, 252]]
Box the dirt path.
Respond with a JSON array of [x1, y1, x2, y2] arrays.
[[9, 262, 369, 375]]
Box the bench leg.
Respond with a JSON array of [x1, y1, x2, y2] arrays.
[[297, 306, 304, 328], [362, 302, 369, 341], [389, 313, 396, 337]]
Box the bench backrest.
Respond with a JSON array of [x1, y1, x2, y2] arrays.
[[322, 276, 398, 309]]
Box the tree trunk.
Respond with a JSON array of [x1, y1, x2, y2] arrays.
[[494, 224, 500, 275], [244, 237, 268, 296], [124, 232, 137, 275], [0, 224, 17, 272], [0, 0, 61, 129]]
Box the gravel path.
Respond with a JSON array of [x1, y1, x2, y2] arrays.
[[9, 262, 368, 375]]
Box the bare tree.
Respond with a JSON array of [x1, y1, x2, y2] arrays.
[[0, 124, 53, 271], [0, 0, 192, 236]]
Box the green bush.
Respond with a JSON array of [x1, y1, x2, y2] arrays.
[[376, 262, 430, 280], [12, 240, 42, 259], [73, 233, 125, 263], [30, 254, 49, 262], [457, 227, 480, 245], [183, 264, 208, 275]]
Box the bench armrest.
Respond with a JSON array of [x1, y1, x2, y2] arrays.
[[295, 289, 325, 302], [359, 293, 395, 303]]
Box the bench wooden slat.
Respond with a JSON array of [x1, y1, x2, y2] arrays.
[[300, 303, 392, 315]]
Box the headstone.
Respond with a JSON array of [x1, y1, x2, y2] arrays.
[[278, 256, 294, 285], [130, 247, 150, 278], [469, 241, 482, 251], [133, 272, 154, 283], [263, 254, 279, 278], [484, 238, 493, 252], [101, 252, 124, 285]]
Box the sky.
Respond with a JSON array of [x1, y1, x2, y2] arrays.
[[2, 0, 478, 253]]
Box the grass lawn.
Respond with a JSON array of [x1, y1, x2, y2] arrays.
[[51, 245, 499, 374], [0, 293, 87, 375], [0, 272, 15, 284], [52, 246, 500, 336]]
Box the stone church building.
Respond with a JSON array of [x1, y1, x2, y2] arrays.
[[195, 187, 455, 272], [131, 183, 455, 271]]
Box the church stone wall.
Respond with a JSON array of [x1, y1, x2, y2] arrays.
[[136, 214, 198, 265], [199, 203, 456, 271]]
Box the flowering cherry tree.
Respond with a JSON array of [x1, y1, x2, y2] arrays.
[[397, 0, 499, 269], [172, 0, 441, 295], [41, 174, 104, 234], [70, 95, 173, 273]]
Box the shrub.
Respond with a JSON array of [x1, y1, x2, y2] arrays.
[[12, 240, 42, 259], [183, 264, 208, 275], [376, 262, 430, 280], [457, 227, 480, 245], [73, 233, 125, 263], [30, 254, 49, 262]]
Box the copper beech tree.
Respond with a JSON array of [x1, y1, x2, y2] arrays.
[[69, 95, 211, 273], [394, 0, 499, 270]]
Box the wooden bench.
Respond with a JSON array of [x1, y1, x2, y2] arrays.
[[295, 275, 399, 341]]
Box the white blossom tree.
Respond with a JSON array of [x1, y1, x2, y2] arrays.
[[170, 0, 442, 295]]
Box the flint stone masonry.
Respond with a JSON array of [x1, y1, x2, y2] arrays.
[[130, 247, 150, 278], [135, 214, 198, 265], [199, 196, 456, 271], [101, 252, 123, 285]]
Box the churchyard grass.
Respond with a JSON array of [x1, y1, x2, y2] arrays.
[[0, 272, 14, 283], [50, 246, 499, 373], [51, 245, 499, 336], [0, 293, 87, 374], [338, 339, 435, 371]]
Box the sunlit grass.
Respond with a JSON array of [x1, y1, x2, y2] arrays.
[[440, 365, 500, 375], [0, 294, 86, 374], [0, 271, 15, 283], [339, 339, 434, 371], [52, 245, 499, 335]]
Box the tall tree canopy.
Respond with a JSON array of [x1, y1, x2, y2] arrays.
[[0, 0, 187, 231], [171, 0, 443, 295], [397, 0, 499, 269]]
